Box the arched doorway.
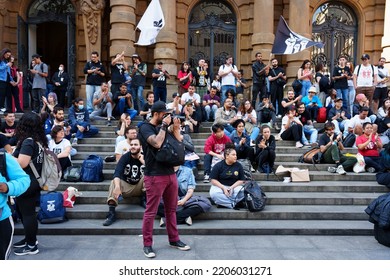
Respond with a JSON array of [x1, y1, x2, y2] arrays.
[[311, 2, 358, 75], [188, 1, 236, 79], [19, 0, 76, 104]]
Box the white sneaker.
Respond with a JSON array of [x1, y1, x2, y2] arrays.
[[275, 134, 281, 141], [277, 115, 282, 118], [250, 140, 256, 147], [327, 166, 337, 173], [203, 174, 210, 183], [295, 141, 304, 148], [336, 165, 346, 175]]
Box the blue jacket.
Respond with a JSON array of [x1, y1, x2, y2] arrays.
[[230, 130, 251, 152], [0, 60, 13, 82], [0, 153, 31, 221], [68, 105, 90, 126], [365, 193, 390, 228], [302, 95, 323, 108]]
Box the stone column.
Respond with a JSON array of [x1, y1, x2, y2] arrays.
[[286, 0, 311, 81], [80, 0, 106, 60], [154, 0, 178, 83], [381, 1, 390, 70], [251, 0, 274, 61], [0, 0, 6, 45], [110, 0, 136, 59]]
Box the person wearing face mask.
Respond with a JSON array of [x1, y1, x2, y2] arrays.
[[51, 64, 69, 108], [68, 98, 99, 145]]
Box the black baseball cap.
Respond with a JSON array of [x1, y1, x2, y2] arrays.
[[157, 61, 163, 65], [151, 101, 170, 113], [172, 92, 180, 98], [32, 54, 42, 58], [361, 54, 370, 60], [335, 97, 343, 102]]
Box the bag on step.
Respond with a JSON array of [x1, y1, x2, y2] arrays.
[[342, 133, 356, 147], [298, 147, 322, 165], [63, 166, 82, 182], [81, 155, 104, 182], [29, 142, 62, 191], [374, 223, 390, 247], [242, 180, 267, 212], [37, 191, 67, 224], [353, 153, 366, 173]]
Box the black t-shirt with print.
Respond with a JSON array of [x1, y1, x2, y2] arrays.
[[210, 160, 245, 186]]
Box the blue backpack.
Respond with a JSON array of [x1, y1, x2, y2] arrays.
[[37, 192, 67, 224], [81, 155, 104, 182]]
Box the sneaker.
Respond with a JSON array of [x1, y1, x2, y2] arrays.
[[14, 244, 39, 256], [203, 174, 210, 183], [104, 155, 116, 163], [274, 123, 280, 131], [275, 134, 281, 141], [159, 217, 166, 227], [336, 165, 346, 175], [367, 167, 376, 173], [251, 165, 256, 173], [250, 140, 256, 147], [313, 120, 317, 124], [103, 212, 116, 226], [13, 239, 38, 248], [185, 216, 193, 226], [72, 138, 78, 146], [143, 246, 156, 258], [169, 240, 191, 251], [106, 120, 112, 126], [277, 114, 282, 118], [327, 166, 337, 173], [295, 141, 304, 148]]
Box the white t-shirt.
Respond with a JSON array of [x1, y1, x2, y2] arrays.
[[347, 115, 371, 129], [237, 110, 257, 123], [354, 64, 378, 87], [219, 64, 238, 86], [376, 66, 389, 88], [166, 102, 182, 113], [115, 139, 131, 155], [49, 138, 71, 161], [280, 115, 300, 134], [181, 92, 201, 105]]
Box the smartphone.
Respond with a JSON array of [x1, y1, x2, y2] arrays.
[[118, 195, 123, 202]]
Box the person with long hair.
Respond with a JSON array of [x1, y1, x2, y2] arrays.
[[12, 112, 48, 256], [356, 122, 383, 172], [49, 125, 72, 175], [255, 125, 276, 173], [41, 92, 58, 115], [346, 61, 356, 116], [297, 59, 313, 98], [177, 62, 193, 95], [8, 56, 24, 113], [237, 99, 260, 144]]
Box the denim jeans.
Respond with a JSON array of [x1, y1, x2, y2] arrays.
[[90, 103, 113, 121], [300, 80, 312, 98], [221, 85, 235, 104], [131, 85, 145, 112], [116, 98, 138, 119], [336, 88, 349, 110], [209, 185, 244, 208], [332, 119, 348, 135], [348, 86, 356, 116], [86, 85, 101, 112], [204, 104, 218, 121], [301, 125, 318, 144], [154, 87, 167, 102]]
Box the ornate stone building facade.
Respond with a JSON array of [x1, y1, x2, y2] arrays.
[[0, 0, 389, 99]]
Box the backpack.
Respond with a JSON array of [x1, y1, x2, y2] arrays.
[[242, 181, 267, 212], [81, 155, 104, 182], [319, 75, 331, 91], [37, 192, 67, 224], [237, 158, 252, 181], [29, 142, 62, 192], [63, 166, 82, 182], [39, 62, 50, 84], [342, 133, 356, 148], [317, 107, 327, 123], [298, 147, 322, 167]]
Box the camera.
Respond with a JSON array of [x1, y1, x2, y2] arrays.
[[163, 113, 186, 125], [63, 121, 69, 127]]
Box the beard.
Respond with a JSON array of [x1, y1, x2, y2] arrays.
[[130, 148, 141, 155]]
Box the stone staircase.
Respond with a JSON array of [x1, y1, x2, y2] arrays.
[[14, 117, 389, 236]]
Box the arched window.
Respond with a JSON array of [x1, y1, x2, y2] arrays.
[[188, 1, 236, 78], [312, 2, 358, 74], [28, 0, 75, 17]]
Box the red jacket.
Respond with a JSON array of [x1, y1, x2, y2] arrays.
[[204, 133, 231, 154]]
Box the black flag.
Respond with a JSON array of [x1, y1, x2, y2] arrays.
[[271, 16, 324, 55]]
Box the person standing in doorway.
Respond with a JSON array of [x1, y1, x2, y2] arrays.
[[29, 54, 48, 113], [51, 64, 69, 108]]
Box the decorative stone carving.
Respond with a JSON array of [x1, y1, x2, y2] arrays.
[[0, 0, 6, 16], [80, 0, 105, 44]]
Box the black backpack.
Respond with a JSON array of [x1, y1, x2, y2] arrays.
[[319, 75, 331, 91], [342, 133, 356, 148], [240, 181, 267, 212]]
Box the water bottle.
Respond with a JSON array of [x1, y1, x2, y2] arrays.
[[246, 193, 255, 211]]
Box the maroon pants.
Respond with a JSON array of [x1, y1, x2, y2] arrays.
[[142, 174, 180, 246]]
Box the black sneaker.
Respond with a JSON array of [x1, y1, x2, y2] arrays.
[[13, 239, 38, 248], [143, 246, 156, 258], [169, 240, 191, 251], [104, 155, 116, 163], [103, 212, 116, 226], [14, 244, 39, 256]]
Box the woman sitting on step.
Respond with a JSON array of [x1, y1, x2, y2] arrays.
[[209, 143, 246, 208], [49, 125, 72, 176], [157, 165, 211, 227], [278, 105, 304, 148], [255, 125, 276, 173], [356, 122, 383, 173]]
